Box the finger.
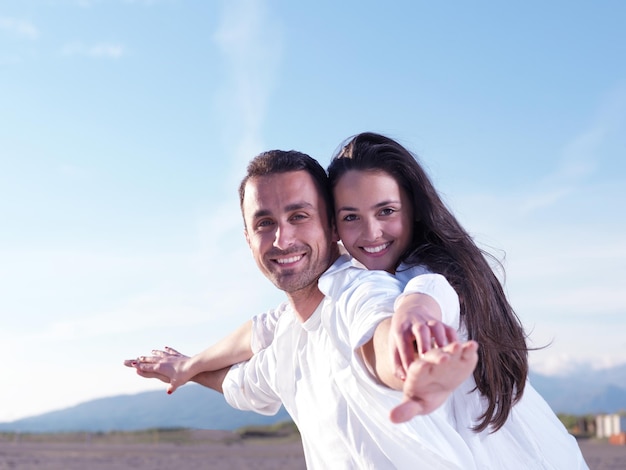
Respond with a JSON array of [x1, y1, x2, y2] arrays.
[[394, 327, 416, 375], [392, 348, 406, 381], [418, 347, 452, 365], [445, 326, 458, 344], [164, 346, 183, 356], [389, 398, 425, 423], [167, 381, 181, 395], [428, 321, 449, 348], [123, 359, 138, 367], [151, 349, 169, 357], [438, 341, 461, 358], [460, 340, 479, 361], [412, 323, 432, 355], [135, 369, 170, 383]]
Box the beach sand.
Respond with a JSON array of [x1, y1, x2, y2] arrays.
[[578, 439, 626, 470], [0, 433, 623, 469], [0, 430, 305, 470]]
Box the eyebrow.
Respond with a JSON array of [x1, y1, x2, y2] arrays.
[[252, 202, 315, 219], [336, 199, 401, 212]]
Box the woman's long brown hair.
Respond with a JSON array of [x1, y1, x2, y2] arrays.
[[328, 132, 528, 432]]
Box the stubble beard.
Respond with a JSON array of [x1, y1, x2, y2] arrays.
[[269, 266, 320, 294]]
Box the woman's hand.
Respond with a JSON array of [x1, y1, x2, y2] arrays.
[[390, 293, 458, 380], [390, 340, 478, 423], [124, 346, 191, 394]]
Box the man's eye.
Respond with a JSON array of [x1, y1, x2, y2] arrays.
[[291, 213, 308, 222], [257, 219, 274, 229]]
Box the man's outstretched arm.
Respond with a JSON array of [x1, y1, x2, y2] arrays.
[[191, 367, 231, 394]]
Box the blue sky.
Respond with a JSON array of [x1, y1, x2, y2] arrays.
[[1, 0, 624, 422]]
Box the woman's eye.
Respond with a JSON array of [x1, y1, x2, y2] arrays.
[[380, 208, 395, 216], [342, 214, 358, 222]]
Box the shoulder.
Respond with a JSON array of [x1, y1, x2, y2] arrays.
[[319, 254, 402, 298], [394, 263, 432, 285]]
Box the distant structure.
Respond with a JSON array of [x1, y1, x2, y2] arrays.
[[596, 414, 626, 445], [596, 414, 620, 438]]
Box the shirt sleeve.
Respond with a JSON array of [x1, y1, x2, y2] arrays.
[[394, 273, 461, 331], [250, 305, 285, 354], [222, 348, 283, 416], [324, 268, 402, 351]]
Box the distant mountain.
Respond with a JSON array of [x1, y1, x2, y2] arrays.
[[0, 384, 291, 433], [529, 363, 626, 415], [2, 365, 624, 433]]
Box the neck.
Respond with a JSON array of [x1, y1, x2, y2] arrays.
[[288, 247, 340, 322], [287, 285, 325, 323]]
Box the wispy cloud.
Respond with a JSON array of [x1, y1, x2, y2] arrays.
[[213, 0, 283, 176], [65, 0, 159, 7], [519, 83, 626, 215], [60, 42, 126, 59], [0, 17, 39, 40], [122, 0, 163, 5]]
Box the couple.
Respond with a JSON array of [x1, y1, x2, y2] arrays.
[[127, 133, 588, 469]]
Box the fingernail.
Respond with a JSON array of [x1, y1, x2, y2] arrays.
[[167, 390, 172, 395]]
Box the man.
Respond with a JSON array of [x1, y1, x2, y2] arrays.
[[135, 150, 477, 468]]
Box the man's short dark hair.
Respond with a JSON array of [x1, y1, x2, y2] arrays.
[[238, 150, 334, 228]]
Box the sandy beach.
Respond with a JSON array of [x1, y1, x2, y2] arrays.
[[578, 439, 626, 470], [0, 429, 305, 470], [1, 432, 623, 469], [0, 441, 306, 470]]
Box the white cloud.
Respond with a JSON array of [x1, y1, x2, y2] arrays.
[[514, 83, 626, 218], [60, 42, 126, 59], [212, 0, 283, 175], [0, 17, 39, 40], [530, 352, 626, 376], [449, 89, 626, 371], [0, 201, 284, 422]]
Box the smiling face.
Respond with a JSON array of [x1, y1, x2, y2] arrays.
[[334, 169, 413, 273], [242, 170, 338, 305]]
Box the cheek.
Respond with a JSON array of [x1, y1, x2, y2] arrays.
[[387, 219, 410, 243], [336, 223, 357, 244], [248, 234, 267, 255]]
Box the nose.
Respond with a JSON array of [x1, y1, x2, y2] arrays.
[[273, 222, 295, 249], [364, 217, 383, 242]]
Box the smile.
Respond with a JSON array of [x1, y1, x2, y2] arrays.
[[275, 255, 304, 264], [362, 242, 390, 254]]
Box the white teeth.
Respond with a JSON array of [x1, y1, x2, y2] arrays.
[[276, 255, 303, 264], [363, 243, 390, 254]]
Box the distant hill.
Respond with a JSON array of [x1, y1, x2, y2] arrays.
[[0, 385, 290, 433], [529, 363, 626, 415], [1, 364, 624, 433]]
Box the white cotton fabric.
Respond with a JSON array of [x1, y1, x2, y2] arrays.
[[242, 258, 588, 469], [224, 255, 475, 469], [398, 264, 589, 470], [250, 305, 283, 354]]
